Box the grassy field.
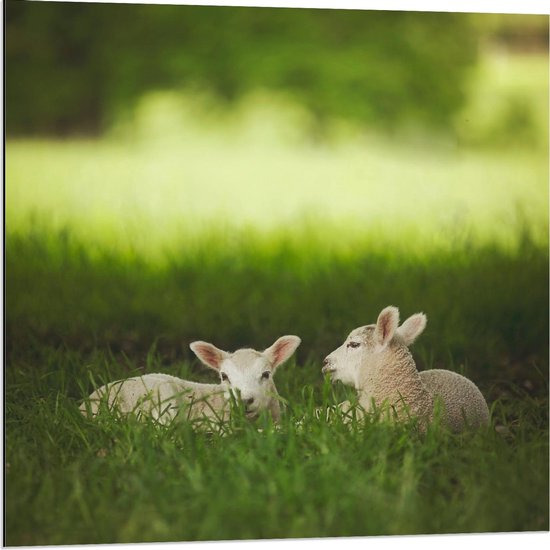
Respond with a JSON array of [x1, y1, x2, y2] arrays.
[[5, 206, 548, 545], [5, 357, 548, 545], [5, 53, 549, 545], [6, 53, 549, 256]]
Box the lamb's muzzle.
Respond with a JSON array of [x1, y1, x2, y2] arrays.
[[321, 358, 335, 374]]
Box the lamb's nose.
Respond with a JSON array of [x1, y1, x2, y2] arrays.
[[245, 397, 254, 406], [322, 358, 332, 373]]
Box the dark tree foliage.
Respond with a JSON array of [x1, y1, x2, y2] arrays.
[[5, 0, 479, 136]]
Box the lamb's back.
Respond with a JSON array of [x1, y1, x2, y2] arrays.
[[80, 373, 225, 424], [420, 369, 490, 432]]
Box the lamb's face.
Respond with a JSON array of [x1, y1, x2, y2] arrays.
[[322, 325, 377, 388], [322, 306, 428, 389], [218, 350, 276, 418], [190, 335, 301, 419]]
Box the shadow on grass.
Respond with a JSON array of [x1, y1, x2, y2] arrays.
[[6, 223, 548, 398]]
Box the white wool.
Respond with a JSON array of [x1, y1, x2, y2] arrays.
[[323, 306, 489, 432], [80, 335, 301, 426]]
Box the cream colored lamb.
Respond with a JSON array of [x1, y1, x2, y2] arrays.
[[80, 335, 301, 426], [322, 306, 489, 432]]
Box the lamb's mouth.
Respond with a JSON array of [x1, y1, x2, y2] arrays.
[[245, 410, 259, 420], [322, 366, 336, 375]]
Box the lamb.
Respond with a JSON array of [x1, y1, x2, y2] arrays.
[[80, 335, 301, 426], [322, 306, 489, 432]]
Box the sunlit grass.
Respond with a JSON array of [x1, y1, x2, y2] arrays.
[[6, 131, 548, 258], [5, 52, 549, 259]]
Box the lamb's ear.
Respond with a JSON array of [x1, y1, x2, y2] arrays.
[[397, 313, 427, 345], [189, 341, 229, 371], [375, 306, 399, 349], [264, 335, 301, 370]]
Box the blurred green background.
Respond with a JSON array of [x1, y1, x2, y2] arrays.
[[5, 0, 548, 375], [5, 2, 549, 545]]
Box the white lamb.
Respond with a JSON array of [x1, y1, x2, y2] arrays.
[[322, 306, 490, 432], [80, 335, 301, 426]]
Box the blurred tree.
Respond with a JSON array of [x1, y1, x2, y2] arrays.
[[473, 13, 549, 52], [6, 1, 480, 136]]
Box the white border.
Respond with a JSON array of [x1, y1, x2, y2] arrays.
[[9, 531, 548, 549]]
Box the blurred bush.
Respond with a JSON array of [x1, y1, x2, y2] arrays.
[[473, 13, 549, 52], [454, 50, 548, 152], [6, 1, 480, 137]]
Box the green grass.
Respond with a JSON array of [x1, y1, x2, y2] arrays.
[[6, 225, 548, 386], [5, 345, 549, 545], [5, 226, 549, 545], [5, 51, 549, 545], [6, 126, 548, 258]]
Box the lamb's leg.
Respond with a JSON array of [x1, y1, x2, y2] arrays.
[[338, 400, 352, 414]]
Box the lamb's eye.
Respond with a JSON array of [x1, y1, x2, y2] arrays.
[[347, 342, 360, 349], [221, 373, 229, 382], [261, 371, 270, 380]]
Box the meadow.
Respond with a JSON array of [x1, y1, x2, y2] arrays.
[[5, 53, 549, 545]]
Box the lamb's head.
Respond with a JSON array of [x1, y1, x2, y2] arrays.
[[322, 306, 427, 388], [190, 336, 301, 418]]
